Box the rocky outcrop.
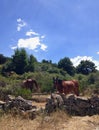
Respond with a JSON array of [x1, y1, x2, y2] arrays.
[[3, 96, 35, 111], [45, 93, 99, 116], [0, 95, 37, 119]]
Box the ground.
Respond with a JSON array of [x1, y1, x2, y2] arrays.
[[0, 113, 99, 130], [0, 94, 99, 130]]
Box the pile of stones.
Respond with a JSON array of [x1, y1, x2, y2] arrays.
[[0, 95, 37, 119], [45, 93, 99, 116]]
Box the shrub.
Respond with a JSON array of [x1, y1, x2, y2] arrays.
[[12, 87, 32, 99]]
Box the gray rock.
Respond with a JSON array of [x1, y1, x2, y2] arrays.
[[45, 93, 99, 116], [3, 96, 36, 112]]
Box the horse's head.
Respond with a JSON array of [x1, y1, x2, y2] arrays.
[[53, 77, 63, 94], [53, 77, 57, 89], [53, 77, 61, 89]]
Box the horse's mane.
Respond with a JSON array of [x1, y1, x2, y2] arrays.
[[57, 79, 62, 84]]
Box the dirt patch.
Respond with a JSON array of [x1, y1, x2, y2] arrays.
[[31, 94, 50, 109], [31, 94, 50, 102], [64, 115, 99, 130], [32, 101, 46, 109]]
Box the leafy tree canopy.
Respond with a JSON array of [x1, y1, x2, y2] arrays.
[[0, 54, 10, 64], [1, 48, 37, 75], [76, 60, 97, 75], [58, 57, 75, 76], [12, 48, 29, 74]]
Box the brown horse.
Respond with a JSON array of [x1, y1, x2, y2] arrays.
[[22, 79, 39, 92], [53, 77, 79, 96]]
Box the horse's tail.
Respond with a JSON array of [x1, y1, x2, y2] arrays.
[[33, 80, 39, 90]]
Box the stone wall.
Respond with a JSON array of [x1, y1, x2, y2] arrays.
[[45, 93, 99, 116]]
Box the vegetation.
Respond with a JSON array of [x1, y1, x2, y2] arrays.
[[58, 57, 75, 76], [76, 60, 97, 75], [0, 49, 99, 130], [0, 48, 99, 98]]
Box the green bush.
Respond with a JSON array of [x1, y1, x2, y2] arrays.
[[12, 87, 32, 99]]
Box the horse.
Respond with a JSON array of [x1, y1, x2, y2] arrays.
[[22, 79, 39, 92], [53, 77, 79, 96]]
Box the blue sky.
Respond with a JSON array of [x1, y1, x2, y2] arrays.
[[1, 0, 99, 69]]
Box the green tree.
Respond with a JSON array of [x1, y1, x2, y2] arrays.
[[12, 48, 28, 74], [1, 60, 14, 75], [58, 57, 75, 76], [27, 54, 37, 72], [76, 60, 96, 75], [0, 54, 9, 64]]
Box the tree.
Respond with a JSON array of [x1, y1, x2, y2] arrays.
[[42, 59, 52, 64], [76, 60, 96, 75], [1, 60, 14, 75], [1, 48, 38, 74], [27, 54, 37, 72], [0, 54, 8, 64], [12, 48, 28, 74], [58, 57, 75, 76]]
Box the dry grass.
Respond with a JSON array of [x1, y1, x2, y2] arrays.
[[0, 114, 40, 130], [0, 111, 99, 130], [37, 110, 70, 130], [0, 94, 99, 130]]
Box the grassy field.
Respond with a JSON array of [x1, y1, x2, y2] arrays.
[[0, 110, 99, 130]]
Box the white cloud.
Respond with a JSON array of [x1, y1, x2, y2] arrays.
[[97, 51, 99, 54], [12, 19, 47, 52], [40, 44, 47, 51], [71, 56, 92, 67], [11, 46, 17, 50], [17, 18, 22, 22], [41, 35, 45, 39], [26, 29, 39, 36], [71, 56, 99, 70], [17, 18, 27, 31], [11, 36, 47, 51]]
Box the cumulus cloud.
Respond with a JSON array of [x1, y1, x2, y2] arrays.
[[71, 56, 99, 70], [11, 18, 47, 52], [26, 29, 39, 36], [11, 36, 47, 51], [17, 18, 27, 31]]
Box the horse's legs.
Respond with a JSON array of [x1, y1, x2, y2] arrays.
[[74, 87, 79, 96], [63, 87, 68, 95]]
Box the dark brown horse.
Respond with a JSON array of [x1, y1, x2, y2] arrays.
[[22, 79, 39, 92], [53, 77, 79, 96]]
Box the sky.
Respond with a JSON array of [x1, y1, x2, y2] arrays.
[[1, 0, 99, 69]]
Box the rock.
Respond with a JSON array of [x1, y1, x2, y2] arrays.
[[0, 101, 6, 105], [3, 96, 36, 112], [20, 109, 37, 120], [0, 100, 6, 109], [51, 93, 64, 107], [4, 95, 15, 102], [45, 93, 99, 116]]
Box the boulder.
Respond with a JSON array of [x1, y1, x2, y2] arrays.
[[0, 100, 6, 109], [45, 93, 99, 116], [3, 96, 36, 112]]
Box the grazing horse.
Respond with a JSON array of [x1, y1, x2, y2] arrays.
[[53, 77, 79, 96], [22, 79, 39, 92]]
